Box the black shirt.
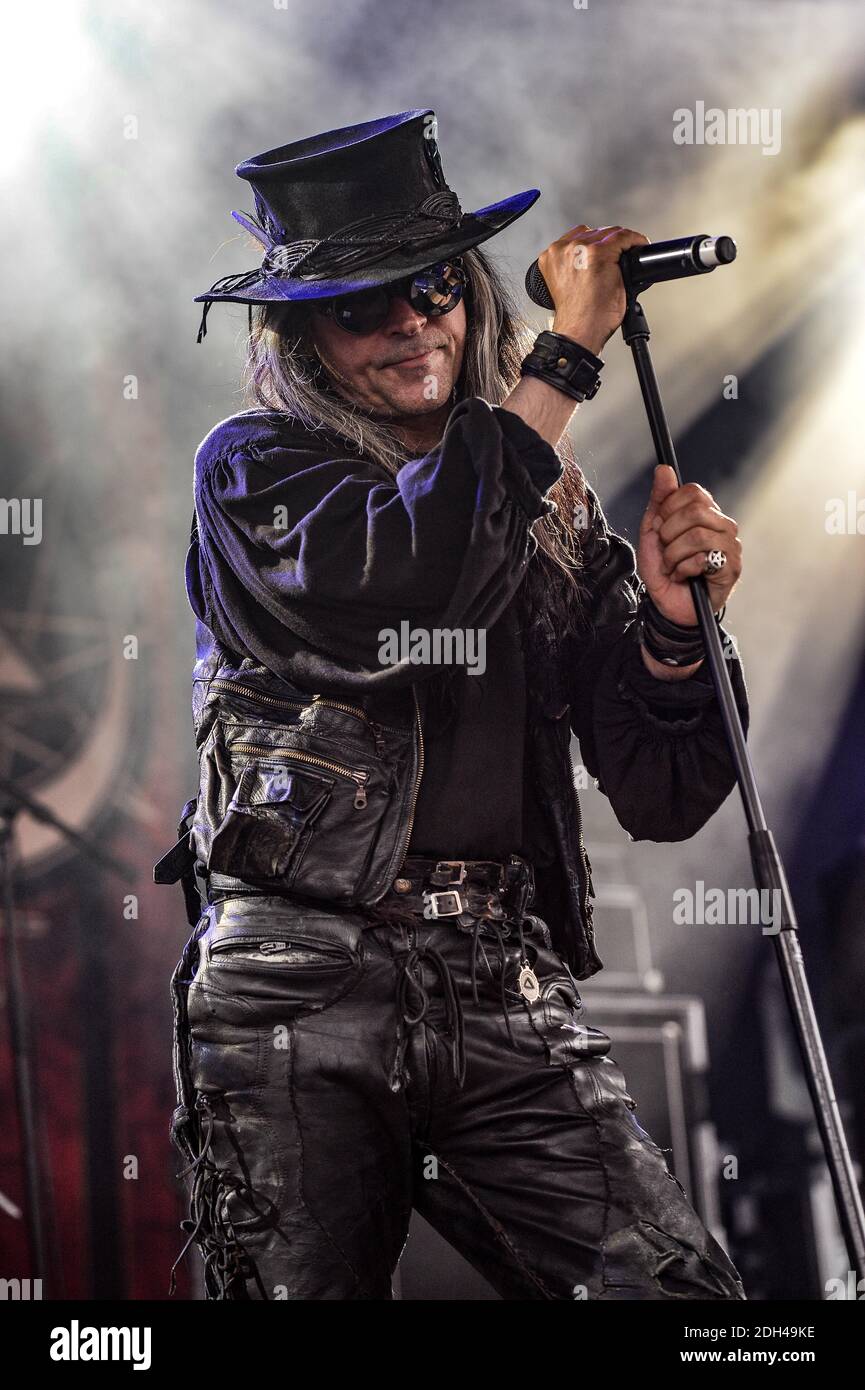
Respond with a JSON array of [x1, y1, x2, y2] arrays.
[[408, 594, 548, 862]]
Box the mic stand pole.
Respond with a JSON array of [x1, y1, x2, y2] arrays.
[[0, 796, 48, 1285], [619, 287, 865, 1278], [0, 777, 135, 1288]]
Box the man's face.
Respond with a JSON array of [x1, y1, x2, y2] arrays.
[[307, 282, 467, 421]]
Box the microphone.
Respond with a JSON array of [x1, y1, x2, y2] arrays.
[[525, 234, 737, 310]]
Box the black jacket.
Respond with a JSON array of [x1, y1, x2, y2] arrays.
[[154, 397, 748, 979]]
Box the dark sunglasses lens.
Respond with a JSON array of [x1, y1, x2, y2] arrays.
[[330, 286, 391, 334], [323, 260, 466, 333], [410, 260, 466, 315]]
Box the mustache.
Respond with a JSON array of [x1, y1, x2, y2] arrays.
[[379, 342, 446, 367]]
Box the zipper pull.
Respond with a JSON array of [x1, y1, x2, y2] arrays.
[[353, 782, 368, 809], [259, 940, 288, 954], [370, 722, 386, 757]]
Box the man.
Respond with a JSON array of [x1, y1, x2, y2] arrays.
[[157, 108, 748, 1301]]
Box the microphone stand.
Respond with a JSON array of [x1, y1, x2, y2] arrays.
[[0, 775, 136, 1289], [618, 282, 865, 1279]]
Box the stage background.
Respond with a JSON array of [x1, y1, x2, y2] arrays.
[[1, 0, 863, 1299]]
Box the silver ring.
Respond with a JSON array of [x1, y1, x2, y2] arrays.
[[704, 549, 727, 576]]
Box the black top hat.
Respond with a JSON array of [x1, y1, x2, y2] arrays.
[[194, 107, 539, 331]]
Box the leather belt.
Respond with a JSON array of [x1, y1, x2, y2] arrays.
[[377, 855, 535, 928]]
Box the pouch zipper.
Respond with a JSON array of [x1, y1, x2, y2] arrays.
[[210, 678, 403, 753], [231, 743, 370, 809], [311, 697, 404, 752], [210, 679, 307, 715]]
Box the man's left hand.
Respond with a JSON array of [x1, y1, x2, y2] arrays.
[[637, 464, 742, 626]]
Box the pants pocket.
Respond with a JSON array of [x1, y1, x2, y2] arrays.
[[533, 990, 615, 1068], [511, 933, 612, 1068], [190, 896, 366, 1019]]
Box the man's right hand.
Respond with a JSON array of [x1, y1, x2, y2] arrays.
[[538, 224, 650, 356]]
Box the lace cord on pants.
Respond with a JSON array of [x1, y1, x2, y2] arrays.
[[168, 919, 253, 1299], [387, 908, 534, 1093]]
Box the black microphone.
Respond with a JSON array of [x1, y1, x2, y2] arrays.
[[525, 234, 737, 310]]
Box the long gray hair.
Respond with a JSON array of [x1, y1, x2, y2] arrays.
[[242, 245, 588, 620]]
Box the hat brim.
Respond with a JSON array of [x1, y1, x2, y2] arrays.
[[193, 188, 540, 305]]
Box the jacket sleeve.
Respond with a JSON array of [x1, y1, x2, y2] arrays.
[[563, 483, 749, 842], [191, 400, 563, 683]]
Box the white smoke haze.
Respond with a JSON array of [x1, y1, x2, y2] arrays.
[[1, 0, 863, 1017]]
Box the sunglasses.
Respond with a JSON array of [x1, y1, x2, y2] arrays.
[[312, 258, 468, 336]]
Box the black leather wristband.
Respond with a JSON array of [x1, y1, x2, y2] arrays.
[[519, 330, 605, 404], [637, 590, 709, 668]]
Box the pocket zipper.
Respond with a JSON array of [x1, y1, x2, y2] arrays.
[[210, 679, 307, 715], [210, 934, 350, 967], [210, 678, 403, 751], [231, 743, 370, 809]]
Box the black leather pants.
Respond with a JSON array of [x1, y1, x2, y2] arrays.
[[168, 892, 746, 1301]]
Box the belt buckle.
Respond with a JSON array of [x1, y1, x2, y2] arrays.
[[431, 860, 467, 886], [422, 888, 464, 918]]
